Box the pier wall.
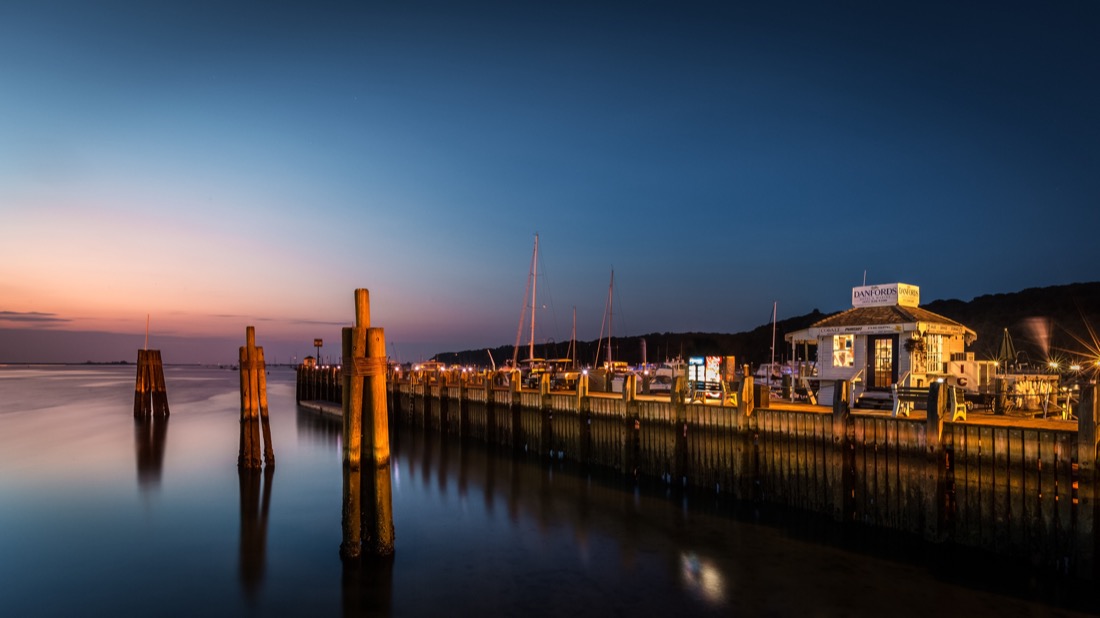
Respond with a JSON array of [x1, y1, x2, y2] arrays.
[[297, 367, 1098, 578]]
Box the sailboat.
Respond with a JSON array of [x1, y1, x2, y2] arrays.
[[511, 234, 544, 387], [544, 307, 580, 390], [591, 269, 630, 392]]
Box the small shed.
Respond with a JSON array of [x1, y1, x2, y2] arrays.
[[785, 283, 977, 405]]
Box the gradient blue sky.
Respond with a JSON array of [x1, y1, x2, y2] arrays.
[[2, 1, 1097, 364]]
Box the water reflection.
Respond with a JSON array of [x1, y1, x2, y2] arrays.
[[295, 405, 342, 447], [238, 466, 274, 601], [340, 464, 395, 615], [134, 414, 168, 490]]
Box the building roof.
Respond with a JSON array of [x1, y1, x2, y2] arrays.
[[810, 304, 969, 330], [785, 304, 977, 344]]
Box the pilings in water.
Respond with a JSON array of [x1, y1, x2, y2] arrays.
[[134, 349, 170, 417], [340, 289, 394, 560], [238, 327, 274, 469]]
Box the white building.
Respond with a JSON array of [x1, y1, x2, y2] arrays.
[[785, 283, 978, 406]]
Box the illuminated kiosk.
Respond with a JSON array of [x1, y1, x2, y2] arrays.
[[784, 283, 982, 408]]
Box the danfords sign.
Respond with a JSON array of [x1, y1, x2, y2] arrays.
[[851, 283, 919, 308]]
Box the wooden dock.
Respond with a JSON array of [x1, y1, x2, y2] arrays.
[[297, 366, 1099, 579]]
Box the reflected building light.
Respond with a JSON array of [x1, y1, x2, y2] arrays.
[[679, 551, 726, 605]]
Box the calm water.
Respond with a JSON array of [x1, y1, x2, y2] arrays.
[[1, 365, 1097, 617]]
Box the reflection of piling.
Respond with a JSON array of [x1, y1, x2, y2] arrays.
[[239, 327, 275, 469], [133, 349, 169, 417], [238, 465, 274, 601], [340, 288, 395, 558], [134, 413, 169, 489]]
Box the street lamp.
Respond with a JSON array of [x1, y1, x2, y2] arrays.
[[314, 338, 323, 366]]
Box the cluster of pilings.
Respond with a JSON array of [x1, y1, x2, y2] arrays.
[[340, 289, 395, 560], [134, 349, 170, 417], [125, 290, 397, 566], [239, 326, 275, 469]]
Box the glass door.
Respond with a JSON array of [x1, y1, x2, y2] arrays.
[[866, 335, 898, 390]]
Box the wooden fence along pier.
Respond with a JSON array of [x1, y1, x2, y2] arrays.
[[133, 349, 169, 417], [238, 326, 274, 469], [298, 365, 1100, 579]]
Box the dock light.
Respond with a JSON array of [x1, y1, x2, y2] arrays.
[[582, 369, 588, 376], [1071, 364, 1082, 372], [1049, 361, 1060, 371]]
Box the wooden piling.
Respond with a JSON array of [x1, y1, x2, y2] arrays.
[[1076, 386, 1098, 577], [133, 349, 170, 417], [342, 326, 366, 469], [832, 379, 853, 522], [365, 326, 390, 466], [340, 467, 362, 560], [363, 464, 396, 556], [923, 381, 948, 542], [239, 327, 273, 468]]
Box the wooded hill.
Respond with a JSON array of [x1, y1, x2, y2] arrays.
[[433, 282, 1100, 371]]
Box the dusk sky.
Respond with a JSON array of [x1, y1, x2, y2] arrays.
[[2, 1, 1097, 365]]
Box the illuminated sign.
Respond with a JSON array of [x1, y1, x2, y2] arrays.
[[851, 283, 919, 308], [688, 356, 722, 384]]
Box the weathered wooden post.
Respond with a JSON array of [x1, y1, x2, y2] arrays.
[[134, 349, 170, 417], [923, 381, 949, 542], [340, 467, 362, 560], [364, 325, 390, 467], [363, 460, 396, 555], [238, 326, 274, 468], [342, 322, 366, 469], [1076, 386, 1098, 578], [739, 367, 755, 416], [672, 374, 689, 485], [510, 370, 522, 450], [831, 379, 853, 522]]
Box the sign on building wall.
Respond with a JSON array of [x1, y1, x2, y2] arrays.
[[851, 283, 919, 308]]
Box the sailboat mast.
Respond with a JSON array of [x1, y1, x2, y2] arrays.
[[512, 234, 538, 368], [607, 269, 614, 367], [570, 306, 577, 368], [529, 234, 538, 361], [770, 301, 777, 385]]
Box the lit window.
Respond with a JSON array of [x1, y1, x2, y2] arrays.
[[924, 334, 944, 374], [832, 335, 854, 367]]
